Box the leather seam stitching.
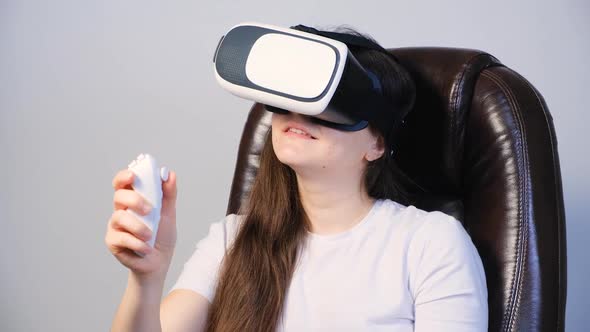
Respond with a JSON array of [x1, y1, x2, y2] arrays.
[[483, 70, 530, 332], [484, 70, 526, 332], [514, 72, 564, 331]]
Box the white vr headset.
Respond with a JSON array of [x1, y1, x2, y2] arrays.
[[213, 22, 403, 132]]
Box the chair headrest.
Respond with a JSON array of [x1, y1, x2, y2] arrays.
[[389, 47, 500, 196]]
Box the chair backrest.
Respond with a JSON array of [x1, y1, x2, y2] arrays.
[[225, 47, 567, 332]]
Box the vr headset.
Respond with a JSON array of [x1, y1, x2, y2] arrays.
[[213, 22, 404, 134]]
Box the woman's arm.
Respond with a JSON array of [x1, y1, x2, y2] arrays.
[[111, 272, 210, 332], [161, 289, 210, 332], [107, 169, 214, 331], [111, 272, 166, 332]]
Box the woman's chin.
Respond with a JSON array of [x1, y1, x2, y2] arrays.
[[277, 158, 331, 177], [276, 154, 305, 168], [275, 151, 312, 169]]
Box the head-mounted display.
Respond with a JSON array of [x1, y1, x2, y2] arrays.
[[213, 22, 402, 133]]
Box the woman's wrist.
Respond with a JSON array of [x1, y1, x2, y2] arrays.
[[129, 268, 168, 291], [131, 250, 174, 283]]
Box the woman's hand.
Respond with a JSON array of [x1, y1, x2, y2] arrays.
[[105, 168, 178, 279]]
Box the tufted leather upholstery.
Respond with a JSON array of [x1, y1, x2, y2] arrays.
[[225, 47, 567, 331]]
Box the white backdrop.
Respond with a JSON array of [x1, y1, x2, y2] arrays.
[[1, 0, 588, 330]]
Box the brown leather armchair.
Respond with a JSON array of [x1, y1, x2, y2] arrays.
[[225, 47, 567, 331]]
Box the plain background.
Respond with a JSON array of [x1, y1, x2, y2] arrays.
[[1, 0, 588, 331]]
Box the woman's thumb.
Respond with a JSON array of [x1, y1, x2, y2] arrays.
[[156, 169, 177, 250], [162, 169, 177, 208]]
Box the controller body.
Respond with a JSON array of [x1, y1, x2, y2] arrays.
[[127, 153, 168, 252]]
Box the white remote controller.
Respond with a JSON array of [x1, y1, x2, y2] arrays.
[[127, 153, 169, 255]]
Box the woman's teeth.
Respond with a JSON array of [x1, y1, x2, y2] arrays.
[[288, 128, 310, 136]]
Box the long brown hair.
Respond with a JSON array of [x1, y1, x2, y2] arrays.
[[206, 27, 417, 332]]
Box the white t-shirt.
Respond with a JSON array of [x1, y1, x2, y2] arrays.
[[168, 199, 488, 331]]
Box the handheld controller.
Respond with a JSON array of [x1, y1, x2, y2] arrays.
[[127, 153, 169, 256]]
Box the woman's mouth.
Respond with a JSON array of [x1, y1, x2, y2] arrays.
[[285, 127, 317, 139]]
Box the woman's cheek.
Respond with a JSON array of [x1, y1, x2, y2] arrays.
[[320, 140, 340, 167]]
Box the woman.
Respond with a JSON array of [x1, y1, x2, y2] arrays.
[[106, 26, 488, 332]]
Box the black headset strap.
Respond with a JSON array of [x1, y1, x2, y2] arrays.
[[290, 24, 405, 151], [290, 24, 399, 62]]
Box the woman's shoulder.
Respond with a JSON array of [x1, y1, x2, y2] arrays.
[[379, 199, 484, 274], [201, 213, 245, 251], [219, 212, 244, 232], [377, 198, 462, 230], [380, 199, 489, 326], [375, 198, 475, 251]]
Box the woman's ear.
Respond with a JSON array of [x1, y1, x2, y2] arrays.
[[365, 135, 385, 162]]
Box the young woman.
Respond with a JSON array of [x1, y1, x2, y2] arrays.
[[106, 27, 488, 332]]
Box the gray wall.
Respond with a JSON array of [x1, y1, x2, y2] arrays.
[[1, 0, 587, 331]]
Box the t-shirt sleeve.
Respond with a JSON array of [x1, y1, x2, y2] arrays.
[[167, 214, 241, 302], [408, 212, 488, 331]]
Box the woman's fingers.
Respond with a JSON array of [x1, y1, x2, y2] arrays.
[[105, 223, 152, 256], [113, 189, 152, 214], [112, 169, 134, 190], [106, 168, 177, 275], [110, 247, 143, 268], [109, 210, 153, 242]]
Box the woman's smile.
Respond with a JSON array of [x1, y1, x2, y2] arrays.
[[282, 119, 318, 140], [284, 128, 316, 140]]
